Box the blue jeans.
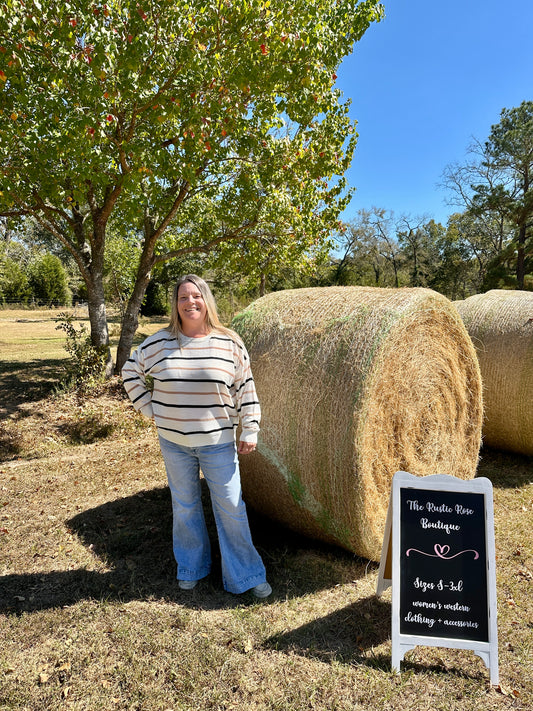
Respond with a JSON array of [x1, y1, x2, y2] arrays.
[[158, 436, 267, 594]]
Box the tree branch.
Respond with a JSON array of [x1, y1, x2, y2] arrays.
[[151, 218, 260, 265]]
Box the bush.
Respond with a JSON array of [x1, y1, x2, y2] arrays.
[[55, 313, 107, 395], [0, 257, 31, 304], [29, 254, 71, 306]]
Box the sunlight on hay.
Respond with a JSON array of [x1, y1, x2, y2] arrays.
[[455, 289, 533, 456], [233, 286, 483, 561]]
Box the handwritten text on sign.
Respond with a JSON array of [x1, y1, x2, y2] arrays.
[[399, 488, 488, 642]]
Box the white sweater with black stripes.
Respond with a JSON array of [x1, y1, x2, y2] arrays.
[[121, 328, 261, 447]]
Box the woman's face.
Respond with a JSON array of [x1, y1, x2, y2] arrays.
[[177, 281, 208, 331]]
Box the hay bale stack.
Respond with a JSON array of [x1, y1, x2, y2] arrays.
[[455, 289, 533, 455], [233, 286, 483, 561]]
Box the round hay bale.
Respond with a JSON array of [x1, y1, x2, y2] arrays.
[[455, 289, 533, 456], [233, 286, 483, 561]]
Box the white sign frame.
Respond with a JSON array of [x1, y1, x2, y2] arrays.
[[377, 471, 499, 685]]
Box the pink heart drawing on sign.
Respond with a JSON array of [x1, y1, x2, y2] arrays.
[[434, 544, 450, 558]]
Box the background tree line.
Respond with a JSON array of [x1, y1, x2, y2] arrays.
[[2, 94, 531, 310], [330, 101, 533, 297], [327, 205, 531, 300], [3, 186, 531, 313]]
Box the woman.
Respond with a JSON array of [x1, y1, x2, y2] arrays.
[[122, 275, 271, 598]]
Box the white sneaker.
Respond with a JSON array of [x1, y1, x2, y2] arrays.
[[178, 580, 198, 590], [252, 582, 272, 598]]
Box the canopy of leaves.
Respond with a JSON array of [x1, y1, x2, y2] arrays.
[[442, 101, 533, 288], [0, 0, 383, 276]]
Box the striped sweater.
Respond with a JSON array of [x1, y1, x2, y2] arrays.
[[121, 328, 261, 447]]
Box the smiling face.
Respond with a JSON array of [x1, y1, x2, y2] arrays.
[[177, 280, 209, 336]]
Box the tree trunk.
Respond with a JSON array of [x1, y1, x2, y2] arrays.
[[115, 276, 153, 374], [84, 218, 113, 377], [114, 241, 156, 374], [391, 258, 399, 288], [372, 263, 380, 285], [516, 223, 526, 290], [86, 276, 113, 377]]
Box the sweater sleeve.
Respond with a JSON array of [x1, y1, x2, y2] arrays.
[[121, 345, 154, 419], [233, 342, 261, 444]]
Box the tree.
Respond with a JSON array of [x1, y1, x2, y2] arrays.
[[331, 217, 372, 285], [442, 101, 533, 289], [103, 230, 141, 318], [482, 101, 533, 288], [0, 0, 383, 373], [0, 218, 30, 302], [427, 216, 474, 300], [28, 252, 71, 305], [0, 255, 30, 303], [443, 211, 506, 292], [332, 208, 403, 287], [367, 207, 403, 287], [396, 215, 436, 287]]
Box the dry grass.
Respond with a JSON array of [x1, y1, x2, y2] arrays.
[[0, 310, 532, 711]]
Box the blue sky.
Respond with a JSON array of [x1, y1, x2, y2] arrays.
[[336, 0, 533, 226]]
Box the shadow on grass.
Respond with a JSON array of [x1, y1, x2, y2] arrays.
[[477, 446, 533, 488], [262, 594, 391, 667], [0, 420, 24, 459], [263, 611, 490, 679], [0, 481, 374, 620], [0, 358, 66, 418], [57, 415, 116, 444]]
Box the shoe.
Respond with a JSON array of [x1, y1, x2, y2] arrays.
[[178, 579, 198, 590], [252, 582, 272, 599]]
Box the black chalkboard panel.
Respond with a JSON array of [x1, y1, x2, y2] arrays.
[[377, 472, 499, 683], [399, 487, 488, 642]]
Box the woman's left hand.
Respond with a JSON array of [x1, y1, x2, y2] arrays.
[[238, 441, 257, 455]]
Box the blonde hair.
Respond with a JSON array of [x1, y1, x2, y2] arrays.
[[168, 274, 241, 344]]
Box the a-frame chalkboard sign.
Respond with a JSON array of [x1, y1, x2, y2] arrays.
[[377, 471, 499, 685]]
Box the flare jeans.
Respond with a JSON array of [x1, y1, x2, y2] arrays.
[[158, 436, 266, 594]]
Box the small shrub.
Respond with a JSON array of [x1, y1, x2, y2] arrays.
[[62, 409, 115, 444], [55, 313, 108, 395]]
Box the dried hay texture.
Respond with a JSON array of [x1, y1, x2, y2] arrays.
[[455, 289, 533, 456], [233, 286, 483, 561]]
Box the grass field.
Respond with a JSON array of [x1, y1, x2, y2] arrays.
[[0, 310, 532, 710]]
